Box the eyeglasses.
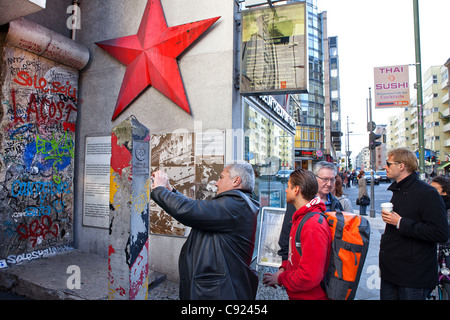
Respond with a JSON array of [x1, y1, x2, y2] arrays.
[[386, 161, 400, 167], [315, 175, 336, 184]]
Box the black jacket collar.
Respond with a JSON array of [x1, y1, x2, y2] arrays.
[[388, 172, 418, 192]]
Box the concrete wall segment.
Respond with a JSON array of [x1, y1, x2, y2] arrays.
[[0, 16, 90, 263], [5, 18, 89, 69]]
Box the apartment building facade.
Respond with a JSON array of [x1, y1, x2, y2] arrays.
[[386, 62, 450, 174]]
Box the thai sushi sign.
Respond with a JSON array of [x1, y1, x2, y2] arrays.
[[374, 65, 410, 108]]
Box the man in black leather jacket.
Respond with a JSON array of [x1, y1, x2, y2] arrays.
[[151, 163, 260, 300]]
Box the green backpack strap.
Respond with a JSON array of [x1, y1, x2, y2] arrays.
[[295, 212, 324, 256]]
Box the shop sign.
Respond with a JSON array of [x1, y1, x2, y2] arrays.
[[259, 95, 296, 132], [374, 65, 410, 108], [296, 150, 323, 159]]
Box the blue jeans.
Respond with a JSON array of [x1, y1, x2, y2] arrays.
[[380, 279, 433, 300], [359, 205, 367, 215]]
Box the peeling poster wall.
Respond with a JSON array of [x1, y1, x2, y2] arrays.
[[150, 131, 225, 236], [0, 19, 89, 266]]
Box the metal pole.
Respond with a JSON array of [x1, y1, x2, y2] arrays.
[[413, 0, 425, 177], [346, 116, 350, 171], [368, 88, 375, 218]]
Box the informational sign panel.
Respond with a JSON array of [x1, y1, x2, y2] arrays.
[[257, 207, 285, 267], [83, 136, 111, 229], [240, 2, 308, 95], [374, 65, 410, 108]]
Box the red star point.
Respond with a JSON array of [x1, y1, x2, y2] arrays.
[[96, 0, 220, 120]]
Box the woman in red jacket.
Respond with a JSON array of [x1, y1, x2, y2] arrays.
[[263, 169, 332, 300]]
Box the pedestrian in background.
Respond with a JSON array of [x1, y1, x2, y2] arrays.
[[333, 175, 353, 212], [342, 171, 348, 189], [263, 169, 332, 300], [151, 162, 260, 300], [430, 175, 450, 244], [357, 170, 368, 216], [380, 148, 449, 300]]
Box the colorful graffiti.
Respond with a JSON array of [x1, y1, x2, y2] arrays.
[[108, 116, 150, 300], [0, 44, 77, 260]]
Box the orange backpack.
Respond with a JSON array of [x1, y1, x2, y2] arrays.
[[295, 210, 370, 300]]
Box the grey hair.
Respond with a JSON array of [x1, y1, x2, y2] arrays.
[[226, 162, 255, 193], [313, 161, 337, 176]]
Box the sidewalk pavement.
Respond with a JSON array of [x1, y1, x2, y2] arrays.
[[0, 214, 385, 300]]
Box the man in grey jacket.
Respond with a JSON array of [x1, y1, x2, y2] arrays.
[[151, 162, 259, 300]]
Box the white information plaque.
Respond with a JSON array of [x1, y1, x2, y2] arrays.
[[83, 136, 111, 228]]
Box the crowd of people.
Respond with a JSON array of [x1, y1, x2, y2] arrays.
[[150, 147, 449, 301]]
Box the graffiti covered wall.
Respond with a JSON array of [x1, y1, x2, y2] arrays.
[[0, 19, 89, 266]]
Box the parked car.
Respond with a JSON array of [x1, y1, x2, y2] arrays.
[[364, 171, 380, 185], [377, 171, 391, 183], [275, 170, 293, 181]]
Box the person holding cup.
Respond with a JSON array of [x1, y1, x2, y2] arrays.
[[379, 148, 449, 300]]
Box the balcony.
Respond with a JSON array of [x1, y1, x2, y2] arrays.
[[444, 123, 450, 133], [443, 92, 450, 105], [443, 108, 450, 118]]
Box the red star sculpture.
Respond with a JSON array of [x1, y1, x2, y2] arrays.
[[96, 0, 220, 120]]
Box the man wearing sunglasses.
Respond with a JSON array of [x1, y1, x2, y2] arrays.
[[380, 148, 449, 300]]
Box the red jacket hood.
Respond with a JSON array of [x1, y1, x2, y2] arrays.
[[292, 197, 326, 222]]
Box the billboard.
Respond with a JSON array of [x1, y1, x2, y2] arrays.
[[374, 65, 410, 108], [240, 2, 308, 95]]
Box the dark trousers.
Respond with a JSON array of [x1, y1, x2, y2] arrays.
[[380, 279, 433, 300], [359, 205, 367, 215]]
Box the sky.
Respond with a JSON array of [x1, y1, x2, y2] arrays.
[[316, 0, 450, 158]]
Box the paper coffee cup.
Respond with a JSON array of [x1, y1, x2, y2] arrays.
[[381, 202, 393, 212]]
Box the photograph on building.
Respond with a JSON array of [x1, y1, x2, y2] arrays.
[[150, 131, 225, 236]]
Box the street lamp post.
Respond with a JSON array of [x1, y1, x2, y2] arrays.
[[346, 116, 354, 171], [368, 88, 376, 218], [413, 0, 425, 178]]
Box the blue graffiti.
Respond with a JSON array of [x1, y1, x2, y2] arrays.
[[11, 180, 70, 204]]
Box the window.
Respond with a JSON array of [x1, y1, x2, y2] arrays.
[[243, 100, 294, 208]]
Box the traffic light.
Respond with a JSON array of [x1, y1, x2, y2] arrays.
[[369, 132, 382, 150], [293, 108, 301, 123]]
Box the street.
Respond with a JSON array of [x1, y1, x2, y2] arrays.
[[343, 180, 393, 215]]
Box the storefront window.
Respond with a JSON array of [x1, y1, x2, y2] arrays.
[[244, 100, 294, 209]]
